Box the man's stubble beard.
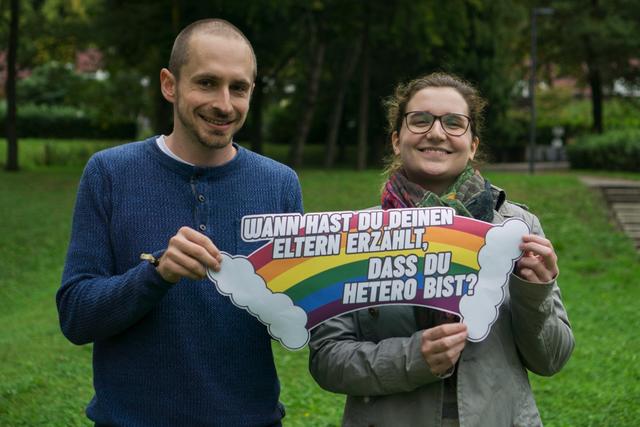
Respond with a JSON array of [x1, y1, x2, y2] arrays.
[[176, 104, 235, 151]]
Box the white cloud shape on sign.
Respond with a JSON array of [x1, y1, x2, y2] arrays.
[[206, 253, 309, 350], [459, 218, 529, 341]]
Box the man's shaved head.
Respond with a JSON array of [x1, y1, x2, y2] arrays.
[[169, 19, 257, 80]]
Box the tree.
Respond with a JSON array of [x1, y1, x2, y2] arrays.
[[84, 0, 530, 168], [5, 0, 19, 171], [455, 0, 528, 160], [268, 0, 528, 168], [289, 3, 326, 169], [93, 0, 307, 143], [240, 0, 306, 155], [92, 0, 176, 136], [2, 0, 109, 168], [355, 1, 370, 171], [323, 37, 360, 168], [538, 0, 640, 133]]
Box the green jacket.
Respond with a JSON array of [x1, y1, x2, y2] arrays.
[[308, 195, 575, 427]]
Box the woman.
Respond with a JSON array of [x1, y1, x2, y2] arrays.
[[308, 72, 574, 427]]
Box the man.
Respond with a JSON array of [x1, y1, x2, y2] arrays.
[[57, 19, 303, 426]]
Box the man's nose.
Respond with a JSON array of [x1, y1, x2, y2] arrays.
[[211, 87, 233, 114]]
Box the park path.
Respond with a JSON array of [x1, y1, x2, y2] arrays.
[[579, 176, 640, 251], [485, 162, 640, 251]]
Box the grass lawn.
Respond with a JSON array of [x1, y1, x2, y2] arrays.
[[1, 148, 639, 425]]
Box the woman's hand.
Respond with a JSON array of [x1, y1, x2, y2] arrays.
[[420, 323, 468, 376], [515, 234, 559, 283]]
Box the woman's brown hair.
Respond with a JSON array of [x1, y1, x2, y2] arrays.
[[382, 72, 488, 176]]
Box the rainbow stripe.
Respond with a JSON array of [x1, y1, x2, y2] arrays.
[[248, 211, 492, 329]]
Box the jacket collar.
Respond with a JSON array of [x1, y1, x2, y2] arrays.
[[490, 184, 507, 211]]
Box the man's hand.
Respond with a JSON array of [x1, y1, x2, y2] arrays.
[[515, 234, 559, 284], [420, 323, 468, 376], [156, 227, 223, 283]]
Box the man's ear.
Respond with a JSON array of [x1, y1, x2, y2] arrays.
[[391, 131, 400, 155], [160, 68, 176, 103]]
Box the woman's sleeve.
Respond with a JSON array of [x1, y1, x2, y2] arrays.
[[509, 213, 575, 376], [308, 312, 443, 396]]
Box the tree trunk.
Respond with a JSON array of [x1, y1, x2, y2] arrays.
[[5, 0, 19, 172], [290, 21, 325, 169], [324, 40, 361, 168], [151, 42, 173, 136], [583, 33, 604, 134], [372, 134, 385, 169], [586, 0, 603, 134], [250, 77, 264, 154], [149, 2, 180, 137], [356, 9, 370, 171], [588, 65, 603, 134]]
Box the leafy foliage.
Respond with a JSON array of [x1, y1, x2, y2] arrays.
[[5, 60, 143, 139], [536, 88, 640, 131], [535, 0, 640, 132], [567, 128, 640, 171], [505, 89, 640, 162], [0, 0, 98, 68], [537, 0, 640, 85], [17, 61, 148, 123], [0, 103, 136, 139], [4, 0, 640, 167]]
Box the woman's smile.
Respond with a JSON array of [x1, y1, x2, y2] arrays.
[[392, 87, 478, 194], [416, 146, 453, 155]]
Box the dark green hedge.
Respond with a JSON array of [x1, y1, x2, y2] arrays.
[[567, 129, 640, 171], [0, 104, 136, 139]]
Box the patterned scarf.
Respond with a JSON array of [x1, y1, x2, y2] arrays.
[[381, 165, 496, 328], [381, 165, 495, 222]]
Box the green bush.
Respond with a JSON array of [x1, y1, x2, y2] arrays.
[[497, 110, 588, 162], [504, 90, 640, 163], [567, 129, 640, 171], [3, 62, 146, 140], [17, 61, 83, 106], [0, 103, 136, 139], [537, 89, 640, 133], [17, 62, 149, 123]]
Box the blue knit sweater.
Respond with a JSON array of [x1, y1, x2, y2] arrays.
[[57, 137, 303, 426]]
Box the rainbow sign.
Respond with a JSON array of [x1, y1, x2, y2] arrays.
[[207, 207, 528, 350]]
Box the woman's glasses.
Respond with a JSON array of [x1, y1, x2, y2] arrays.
[[404, 111, 471, 136]]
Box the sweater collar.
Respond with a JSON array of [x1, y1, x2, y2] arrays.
[[144, 136, 246, 180]]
